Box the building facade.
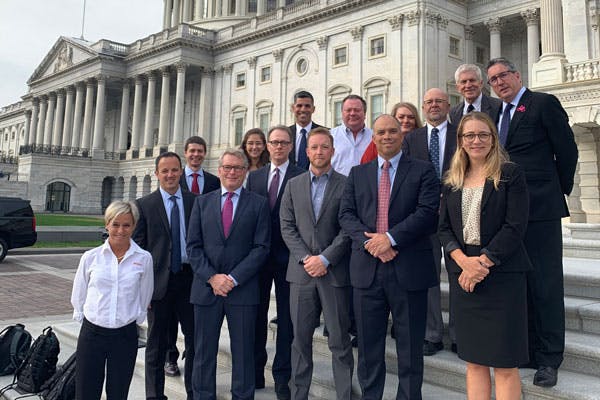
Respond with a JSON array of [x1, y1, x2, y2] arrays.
[[0, 0, 598, 221]]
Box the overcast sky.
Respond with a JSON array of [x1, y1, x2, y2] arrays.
[[0, 0, 163, 107]]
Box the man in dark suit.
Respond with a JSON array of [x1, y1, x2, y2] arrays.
[[339, 114, 440, 399], [187, 148, 271, 400], [403, 88, 457, 356], [133, 151, 196, 400], [165, 135, 220, 378], [288, 91, 324, 169], [280, 127, 353, 400], [247, 125, 304, 399], [486, 57, 578, 387], [449, 64, 502, 126]]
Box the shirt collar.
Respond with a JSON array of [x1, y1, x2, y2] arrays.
[[296, 122, 313, 133], [465, 93, 483, 110], [100, 238, 144, 257], [185, 165, 204, 177], [159, 186, 183, 202], [505, 86, 527, 108], [270, 160, 289, 175], [309, 167, 333, 181], [377, 151, 402, 170], [427, 120, 448, 132], [220, 186, 243, 196], [342, 123, 367, 136]]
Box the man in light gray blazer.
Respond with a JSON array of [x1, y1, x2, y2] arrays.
[[280, 127, 353, 400]]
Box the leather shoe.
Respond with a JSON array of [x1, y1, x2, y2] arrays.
[[275, 382, 291, 400], [534, 366, 558, 387], [164, 361, 180, 377], [423, 340, 443, 356], [450, 343, 457, 353]]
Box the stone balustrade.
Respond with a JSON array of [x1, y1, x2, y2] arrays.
[[0, 101, 26, 116], [564, 59, 600, 83]]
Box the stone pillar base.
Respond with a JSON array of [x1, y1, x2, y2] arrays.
[[126, 149, 138, 160], [168, 143, 184, 155], [91, 148, 105, 160], [531, 56, 567, 88], [153, 145, 169, 157]]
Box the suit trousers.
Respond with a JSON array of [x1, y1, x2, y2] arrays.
[[146, 268, 195, 400], [193, 300, 257, 400], [524, 220, 565, 368], [254, 260, 293, 385], [165, 312, 181, 364], [289, 280, 353, 400], [354, 263, 428, 400], [76, 319, 137, 400]]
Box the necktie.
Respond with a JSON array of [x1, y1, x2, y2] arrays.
[[190, 172, 200, 194], [169, 196, 182, 273], [376, 161, 391, 233], [466, 104, 475, 113], [268, 167, 280, 209], [297, 128, 309, 169], [429, 128, 441, 178], [222, 192, 234, 238], [499, 103, 513, 146]]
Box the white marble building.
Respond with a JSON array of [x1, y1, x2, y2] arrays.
[[0, 0, 598, 220]]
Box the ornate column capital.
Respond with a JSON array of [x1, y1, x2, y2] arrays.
[[424, 9, 438, 26], [135, 74, 146, 85], [272, 49, 283, 62], [350, 26, 363, 41], [203, 67, 216, 77], [175, 62, 188, 72], [48, 91, 57, 100], [406, 8, 421, 26], [316, 35, 328, 50], [222, 63, 233, 74], [521, 9, 540, 26], [247, 56, 257, 68], [464, 25, 475, 40], [31, 98, 39, 107], [25, 110, 32, 118], [387, 14, 404, 31], [65, 85, 75, 95], [146, 71, 157, 81], [160, 66, 171, 76], [438, 15, 449, 30], [95, 74, 108, 83], [55, 89, 65, 98], [485, 17, 504, 33]]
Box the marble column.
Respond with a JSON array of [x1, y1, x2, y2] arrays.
[[194, 0, 203, 19], [257, 0, 265, 16], [43, 93, 56, 149], [62, 86, 75, 149], [130, 75, 144, 152], [183, 0, 191, 21], [235, 0, 242, 16], [485, 18, 503, 59], [118, 80, 131, 153], [198, 68, 214, 138], [36, 97, 47, 147], [71, 83, 85, 151], [173, 0, 181, 25], [143, 72, 157, 152], [215, 0, 222, 16], [52, 90, 65, 149], [207, 0, 214, 17], [92, 75, 106, 158], [23, 111, 31, 150], [158, 67, 171, 147], [171, 63, 186, 150], [81, 79, 95, 152], [540, 0, 565, 58], [277, 0, 284, 7], [163, 0, 172, 29], [464, 25, 475, 64], [29, 99, 39, 147], [521, 9, 540, 82]]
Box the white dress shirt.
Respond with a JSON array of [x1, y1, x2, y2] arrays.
[[159, 186, 188, 263], [184, 165, 205, 193], [330, 123, 373, 176], [462, 93, 483, 114], [268, 160, 289, 196], [71, 239, 153, 328], [294, 122, 314, 161]]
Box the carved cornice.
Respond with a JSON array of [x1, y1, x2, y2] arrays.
[[387, 14, 404, 31], [316, 36, 328, 50], [350, 26, 364, 41], [485, 17, 504, 33], [556, 89, 600, 103], [521, 9, 539, 26]]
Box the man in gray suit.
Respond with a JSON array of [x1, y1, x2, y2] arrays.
[[449, 64, 501, 126], [280, 127, 353, 400]]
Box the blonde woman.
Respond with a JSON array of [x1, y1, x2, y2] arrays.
[[438, 112, 530, 400]]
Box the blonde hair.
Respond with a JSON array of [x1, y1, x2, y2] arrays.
[[104, 201, 139, 226], [444, 112, 508, 190]]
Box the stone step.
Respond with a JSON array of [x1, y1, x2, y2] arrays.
[[564, 223, 600, 241], [563, 223, 600, 259]]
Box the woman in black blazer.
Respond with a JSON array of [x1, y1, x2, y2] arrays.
[[438, 112, 531, 400]]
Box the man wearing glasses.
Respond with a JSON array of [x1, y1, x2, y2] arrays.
[[402, 88, 457, 357], [247, 125, 304, 399], [188, 148, 271, 399], [486, 57, 578, 388]]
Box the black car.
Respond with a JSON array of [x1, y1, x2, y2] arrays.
[[0, 197, 37, 262]]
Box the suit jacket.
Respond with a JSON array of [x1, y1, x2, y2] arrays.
[[246, 162, 305, 265], [133, 189, 196, 300], [179, 169, 220, 194], [339, 156, 440, 291], [288, 122, 324, 166], [501, 89, 578, 221], [187, 188, 271, 306], [449, 94, 502, 126], [438, 162, 532, 273], [402, 123, 457, 176], [280, 170, 351, 287]]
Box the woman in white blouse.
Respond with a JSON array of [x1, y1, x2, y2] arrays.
[[71, 201, 153, 400]]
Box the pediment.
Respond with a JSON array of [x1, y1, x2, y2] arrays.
[[28, 37, 98, 83]]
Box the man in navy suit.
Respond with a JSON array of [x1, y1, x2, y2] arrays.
[[187, 148, 271, 400], [340, 114, 440, 399], [247, 125, 304, 399], [133, 152, 196, 400], [403, 88, 457, 356], [486, 57, 578, 387], [288, 91, 324, 169], [449, 64, 501, 126]]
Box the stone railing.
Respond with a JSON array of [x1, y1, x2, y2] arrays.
[[564, 59, 600, 83], [19, 145, 90, 158], [0, 101, 25, 116]]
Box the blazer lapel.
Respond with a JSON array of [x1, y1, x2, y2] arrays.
[[506, 89, 531, 146], [302, 173, 317, 223], [390, 155, 410, 203], [154, 191, 172, 238], [480, 179, 495, 211], [213, 191, 227, 241], [316, 171, 339, 223], [448, 188, 465, 245], [228, 188, 249, 238]]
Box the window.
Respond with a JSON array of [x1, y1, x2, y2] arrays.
[[333, 101, 343, 126], [229, 0, 236, 14], [248, 0, 257, 13], [296, 58, 308, 76], [266, 0, 276, 12], [449, 37, 460, 57], [236, 72, 246, 89], [234, 117, 245, 144], [333, 46, 348, 66], [259, 113, 270, 132], [363, 77, 390, 126], [260, 66, 271, 83], [476, 46, 485, 65], [370, 94, 383, 123], [369, 36, 385, 58]]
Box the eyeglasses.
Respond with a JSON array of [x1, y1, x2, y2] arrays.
[[220, 165, 246, 172], [268, 140, 291, 147], [423, 99, 447, 106], [461, 133, 492, 143], [487, 70, 514, 85]]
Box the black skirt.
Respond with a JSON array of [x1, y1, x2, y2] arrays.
[[449, 246, 529, 368]]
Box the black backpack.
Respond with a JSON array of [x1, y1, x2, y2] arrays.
[[15, 326, 60, 393], [0, 324, 32, 376], [40, 352, 76, 400]]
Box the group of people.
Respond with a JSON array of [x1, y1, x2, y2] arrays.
[[70, 57, 578, 400]]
